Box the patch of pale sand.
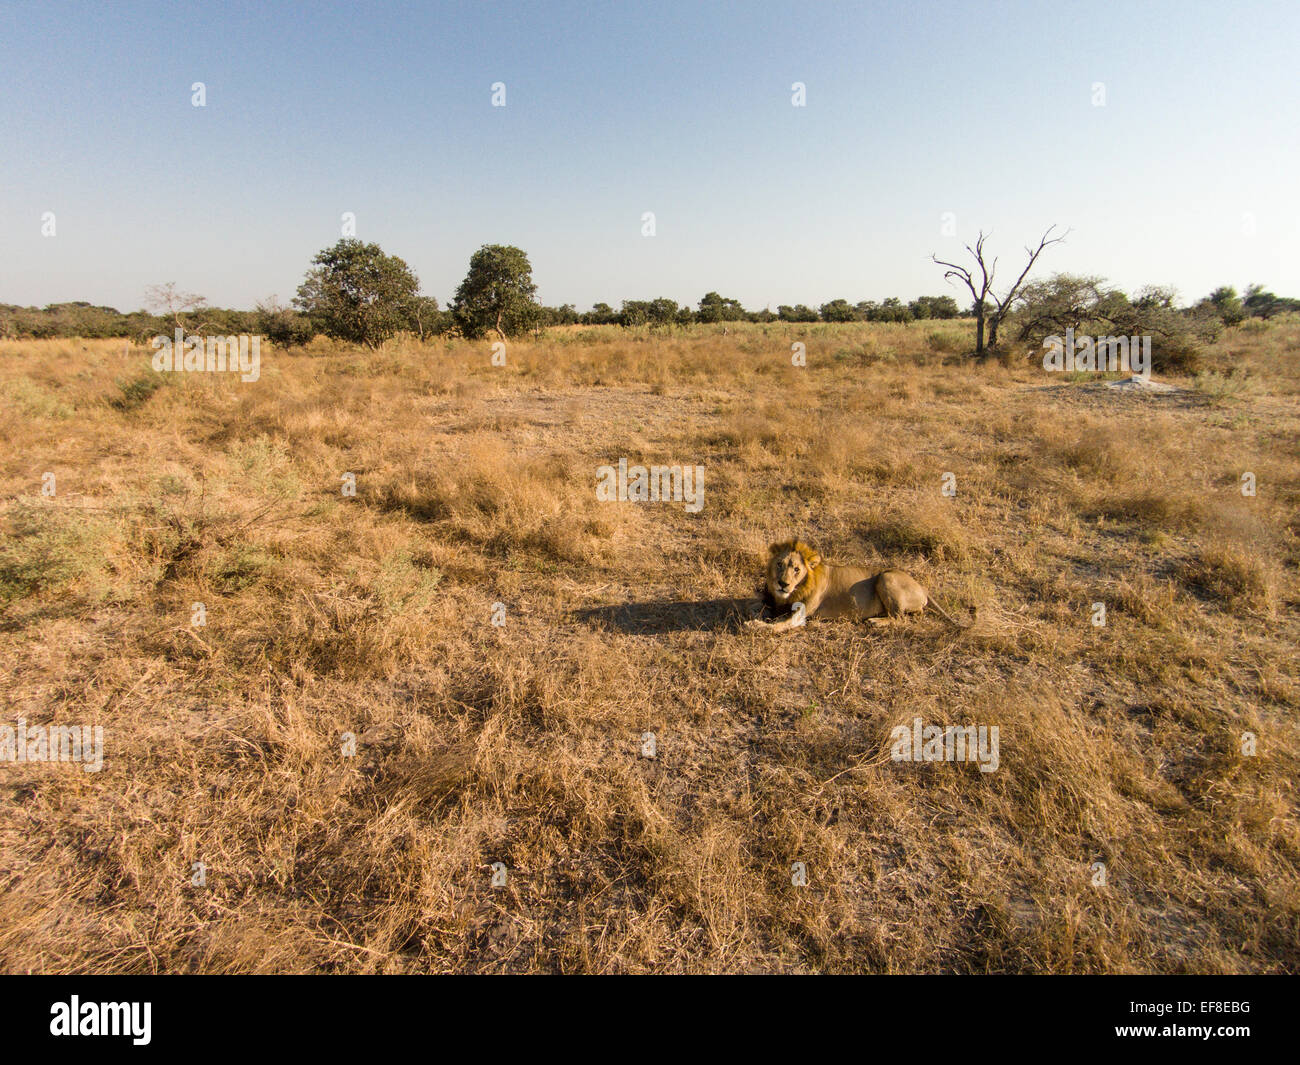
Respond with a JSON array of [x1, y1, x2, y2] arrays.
[[1102, 375, 1185, 394], [1025, 375, 1209, 413], [422, 386, 709, 458]]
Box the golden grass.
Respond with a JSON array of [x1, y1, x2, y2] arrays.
[[0, 319, 1297, 973]]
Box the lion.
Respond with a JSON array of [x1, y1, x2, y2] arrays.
[[745, 539, 971, 633]]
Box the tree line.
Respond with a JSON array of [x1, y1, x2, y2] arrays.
[[2, 237, 1295, 353], [551, 292, 963, 329]]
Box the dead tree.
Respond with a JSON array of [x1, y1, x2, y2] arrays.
[[932, 226, 1067, 357], [144, 282, 209, 332]]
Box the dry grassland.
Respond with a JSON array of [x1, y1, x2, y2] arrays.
[[1, 318, 1297, 972]]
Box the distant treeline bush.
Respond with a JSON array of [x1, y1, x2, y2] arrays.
[[0, 292, 963, 340], [4, 249, 1295, 358], [0, 300, 315, 346], [540, 292, 963, 328]]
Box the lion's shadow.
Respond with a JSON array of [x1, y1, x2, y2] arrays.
[[573, 596, 765, 635]]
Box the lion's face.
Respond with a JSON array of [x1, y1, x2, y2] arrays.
[[768, 549, 809, 602]]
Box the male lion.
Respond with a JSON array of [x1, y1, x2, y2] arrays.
[[745, 539, 970, 633]]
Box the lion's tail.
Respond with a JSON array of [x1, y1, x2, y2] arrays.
[[929, 598, 975, 630]]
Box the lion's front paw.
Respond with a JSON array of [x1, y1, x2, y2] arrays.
[[744, 618, 770, 631]]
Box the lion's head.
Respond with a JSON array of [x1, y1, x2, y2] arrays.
[[763, 540, 823, 606]]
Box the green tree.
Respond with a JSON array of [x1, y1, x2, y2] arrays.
[[1013, 273, 1222, 374], [451, 244, 539, 340], [546, 303, 580, 326], [878, 297, 912, 324], [619, 300, 651, 327], [583, 302, 618, 325], [1012, 274, 1121, 342], [777, 304, 819, 323], [255, 296, 315, 347], [412, 295, 448, 341], [294, 239, 421, 348], [819, 298, 855, 322], [1134, 284, 1177, 311], [646, 297, 679, 328], [1211, 286, 1245, 324], [907, 295, 960, 320], [926, 295, 961, 319], [698, 292, 746, 323], [1244, 283, 1280, 319], [1196, 286, 1245, 327]]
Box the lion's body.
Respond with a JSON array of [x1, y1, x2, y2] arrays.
[[750, 539, 968, 633]]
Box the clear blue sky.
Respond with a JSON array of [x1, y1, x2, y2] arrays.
[[2, 0, 1297, 312]]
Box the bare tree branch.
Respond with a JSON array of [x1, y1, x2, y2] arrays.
[[930, 225, 1067, 356], [989, 226, 1070, 315]]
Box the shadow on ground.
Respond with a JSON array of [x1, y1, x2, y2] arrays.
[[574, 596, 763, 634]]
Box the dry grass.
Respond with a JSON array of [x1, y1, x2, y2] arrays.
[[1, 319, 1298, 973]]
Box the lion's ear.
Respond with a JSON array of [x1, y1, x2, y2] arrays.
[[794, 541, 821, 569], [768, 541, 787, 557]]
